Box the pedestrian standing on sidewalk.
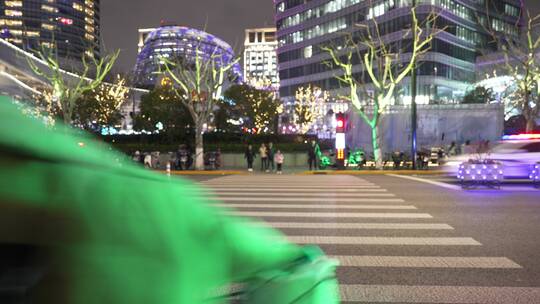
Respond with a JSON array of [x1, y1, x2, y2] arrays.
[[267, 142, 276, 172], [259, 143, 268, 172], [275, 149, 284, 174], [245, 144, 256, 172], [308, 140, 319, 171]]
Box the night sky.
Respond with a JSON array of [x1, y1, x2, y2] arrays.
[[102, 0, 540, 73]]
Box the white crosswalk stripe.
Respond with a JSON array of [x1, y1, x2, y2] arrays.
[[286, 236, 481, 245], [339, 285, 540, 303], [334, 256, 521, 268], [210, 197, 405, 202], [262, 222, 455, 230], [208, 187, 385, 192], [213, 191, 395, 197], [216, 203, 417, 210], [201, 175, 531, 303], [226, 211, 433, 218]]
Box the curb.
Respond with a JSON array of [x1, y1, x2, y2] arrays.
[[297, 170, 445, 175], [158, 170, 445, 176], [159, 170, 249, 175]]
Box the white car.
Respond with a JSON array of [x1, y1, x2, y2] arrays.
[[444, 137, 540, 179]]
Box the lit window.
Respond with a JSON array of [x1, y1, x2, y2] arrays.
[[57, 17, 74, 25], [25, 31, 40, 37], [7, 38, 22, 44], [41, 42, 54, 48], [73, 2, 84, 12], [1, 19, 22, 26], [5, 1, 23, 7], [9, 29, 22, 36], [85, 33, 95, 41], [304, 45, 312, 58], [5, 10, 23, 17], [41, 5, 58, 13], [42, 23, 56, 30]]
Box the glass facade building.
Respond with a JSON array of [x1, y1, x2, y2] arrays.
[[274, 0, 522, 104], [0, 0, 100, 60], [134, 25, 242, 88]]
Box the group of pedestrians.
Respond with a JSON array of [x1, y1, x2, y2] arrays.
[[244, 142, 284, 174]]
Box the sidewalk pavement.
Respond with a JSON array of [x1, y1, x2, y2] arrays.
[[160, 169, 447, 176]]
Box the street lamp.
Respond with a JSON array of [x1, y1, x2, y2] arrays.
[[410, 0, 418, 170]]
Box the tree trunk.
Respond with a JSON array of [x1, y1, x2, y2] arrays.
[[371, 124, 383, 169], [194, 122, 205, 170], [63, 115, 72, 126], [525, 116, 536, 133]]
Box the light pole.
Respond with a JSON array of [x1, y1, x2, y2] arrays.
[[411, 0, 418, 170]]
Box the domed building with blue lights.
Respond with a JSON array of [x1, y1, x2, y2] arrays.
[[134, 25, 242, 88]]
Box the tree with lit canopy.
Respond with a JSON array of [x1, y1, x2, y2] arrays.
[[26, 43, 119, 126], [160, 45, 240, 170], [322, 6, 443, 168], [482, 8, 540, 132], [294, 85, 329, 134], [133, 78, 193, 140], [74, 75, 130, 132], [223, 84, 282, 134]]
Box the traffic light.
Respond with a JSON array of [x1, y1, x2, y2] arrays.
[[335, 112, 346, 167], [337, 149, 344, 160], [336, 112, 345, 133]]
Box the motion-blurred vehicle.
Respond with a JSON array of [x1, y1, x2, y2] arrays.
[[444, 134, 540, 179]]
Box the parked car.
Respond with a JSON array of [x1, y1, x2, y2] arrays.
[[444, 135, 540, 179]]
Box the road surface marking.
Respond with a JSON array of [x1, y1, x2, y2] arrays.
[[203, 183, 377, 187], [287, 236, 481, 245], [216, 203, 417, 210], [339, 285, 540, 303], [226, 211, 433, 218], [387, 174, 461, 190], [208, 187, 385, 192], [264, 222, 454, 230], [210, 197, 405, 203], [213, 192, 395, 197], [334, 256, 521, 268]]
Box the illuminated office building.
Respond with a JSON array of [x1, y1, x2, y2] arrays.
[[275, 0, 522, 104], [0, 0, 100, 60], [134, 25, 242, 88], [243, 27, 279, 89]]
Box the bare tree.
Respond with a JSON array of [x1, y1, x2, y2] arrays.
[[294, 85, 329, 134], [161, 46, 240, 170], [322, 6, 443, 168], [26, 43, 119, 125], [483, 9, 540, 132]]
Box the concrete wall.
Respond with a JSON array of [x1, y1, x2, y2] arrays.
[[220, 153, 309, 169], [346, 104, 505, 156], [149, 152, 310, 170]]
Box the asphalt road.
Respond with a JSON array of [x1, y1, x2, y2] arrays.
[[186, 173, 540, 303]]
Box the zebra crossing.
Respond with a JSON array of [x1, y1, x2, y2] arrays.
[[201, 175, 540, 303]]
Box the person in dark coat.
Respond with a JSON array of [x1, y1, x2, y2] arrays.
[[245, 144, 256, 172], [267, 142, 276, 172], [308, 140, 319, 171]]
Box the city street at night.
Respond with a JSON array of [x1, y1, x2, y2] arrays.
[[2, 0, 540, 303], [195, 173, 540, 303]]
